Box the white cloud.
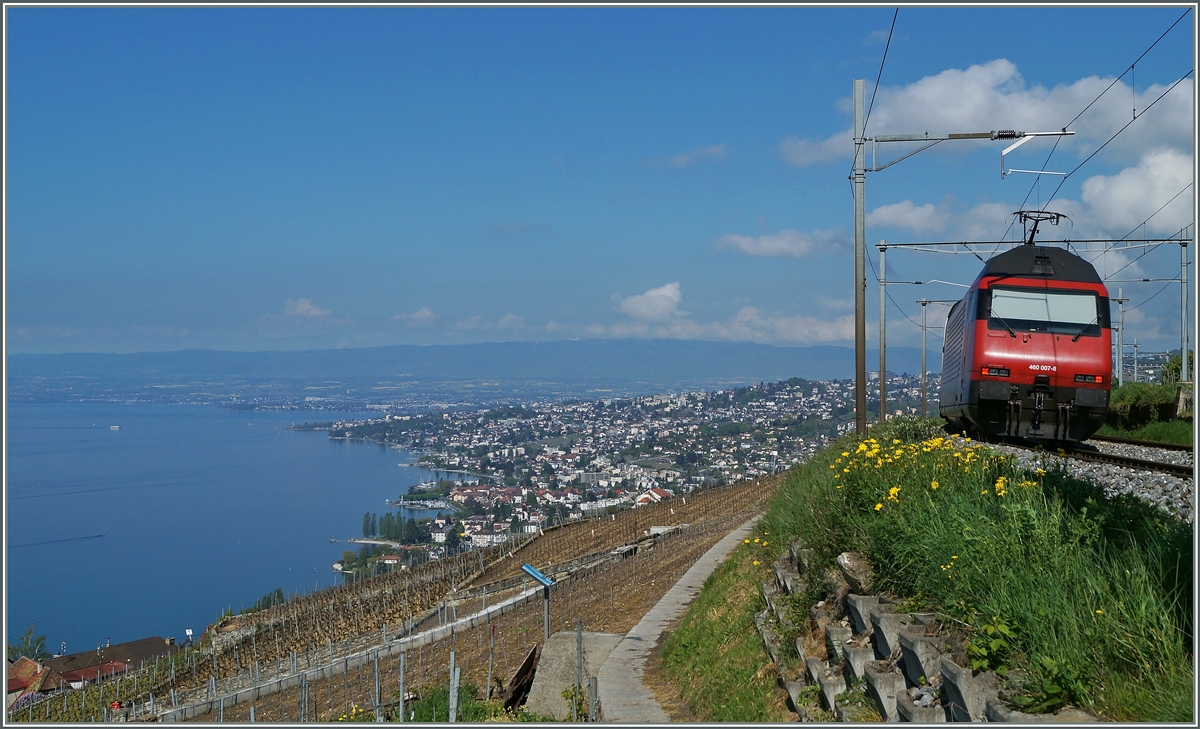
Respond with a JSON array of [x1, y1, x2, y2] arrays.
[[783, 59, 1193, 167], [718, 307, 855, 343], [667, 144, 728, 167], [595, 281, 854, 345], [715, 228, 846, 257], [867, 201, 949, 233], [392, 307, 437, 326], [283, 298, 331, 318], [1080, 148, 1194, 235], [498, 314, 524, 329], [780, 133, 849, 167], [618, 283, 684, 321]]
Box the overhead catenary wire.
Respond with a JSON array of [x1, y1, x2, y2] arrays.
[[1041, 68, 1193, 209], [995, 7, 1193, 246], [1089, 183, 1193, 279], [849, 8, 899, 181]]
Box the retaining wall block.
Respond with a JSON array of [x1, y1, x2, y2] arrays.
[[863, 661, 904, 722], [794, 636, 809, 664], [846, 594, 879, 635], [843, 640, 875, 683], [753, 610, 782, 666], [774, 563, 802, 596], [896, 687, 947, 722], [792, 545, 815, 575], [940, 657, 1000, 722], [912, 612, 939, 626], [810, 603, 837, 633], [824, 622, 852, 664], [898, 627, 944, 688], [761, 583, 789, 625], [984, 697, 1098, 723], [804, 657, 826, 685], [814, 666, 846, 711], [783, 680, 807, 714], [836, 552, 875, 595], [868, 608, 912, 660]]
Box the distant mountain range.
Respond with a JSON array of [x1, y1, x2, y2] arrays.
[[7, 339, 930, 406]]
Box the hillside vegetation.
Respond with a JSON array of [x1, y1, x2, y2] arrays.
[[662, 416, 1193, 722]]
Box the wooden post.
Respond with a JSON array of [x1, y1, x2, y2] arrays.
[[486, 624, 495, 700], [373, 651, 381, 722], [398, 653, 406, 723]]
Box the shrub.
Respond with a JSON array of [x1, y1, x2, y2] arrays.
[[1106, 383, 1178, 430]]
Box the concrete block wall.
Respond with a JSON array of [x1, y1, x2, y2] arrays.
[[754, 549, 1099, 723]]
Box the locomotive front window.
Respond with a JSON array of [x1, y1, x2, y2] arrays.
[[986, 287, 1103, 336]]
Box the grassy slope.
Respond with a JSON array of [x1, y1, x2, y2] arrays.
[[661, 417, 1193, 722], [1096, 419, 1193, 445], [659, 539, 792, 722]]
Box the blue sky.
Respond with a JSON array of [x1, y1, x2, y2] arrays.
[[5, 6, 1195, 354]]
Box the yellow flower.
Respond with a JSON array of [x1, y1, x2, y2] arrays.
[[754, 538, 760, 543], [874, 503, 883, 511], [1095, 609, 1103, 615], [930, 480, 939, 490], [841, 451, 850, 457], [763, 541, 769, 546], [951, 555, 958, 560], [753, 560, 760, 566], [744, 539, 750, 543]]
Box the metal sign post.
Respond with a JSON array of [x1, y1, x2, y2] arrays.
[[521, 564, 554, 642]]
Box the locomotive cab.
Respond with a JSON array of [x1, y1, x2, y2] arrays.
[[940, 243, 1111, 443]]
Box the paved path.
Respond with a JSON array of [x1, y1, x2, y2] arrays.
[[596, 516, 761, 722]]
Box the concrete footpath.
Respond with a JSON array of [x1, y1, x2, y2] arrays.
[[596, 516, 761, 722]]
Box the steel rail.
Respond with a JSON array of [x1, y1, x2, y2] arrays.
[[1086, 433, 1194, 453], [1065, 448, 1194, 479]]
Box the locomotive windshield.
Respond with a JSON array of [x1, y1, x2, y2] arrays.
[[983, 286, 1106, 336]]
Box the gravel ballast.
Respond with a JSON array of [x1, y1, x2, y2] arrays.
[[969, 438, 1195, 524]]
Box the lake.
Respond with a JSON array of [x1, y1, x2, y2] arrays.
[[5, 402, 448, 655]]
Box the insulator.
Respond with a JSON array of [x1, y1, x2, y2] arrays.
[[994, 129, 1019, 139]]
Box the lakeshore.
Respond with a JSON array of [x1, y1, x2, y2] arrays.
[[5, 402, 448, 653]]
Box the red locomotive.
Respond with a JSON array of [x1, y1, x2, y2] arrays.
[[940, 216, 1111, 443]]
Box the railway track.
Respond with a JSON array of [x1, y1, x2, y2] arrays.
[[1086, 433, 1195, 452], [1066, 447, 1193, 479], [991, 435, 1194, 479]]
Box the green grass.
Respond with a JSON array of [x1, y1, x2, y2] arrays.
[[660, 539, 793, 722], [1107, 382, 1182, 430], [1096, 419, 1193, 446], [758, 416, 1193, 722]]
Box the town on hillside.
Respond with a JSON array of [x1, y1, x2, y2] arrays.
[[323, 373, 932, 564]]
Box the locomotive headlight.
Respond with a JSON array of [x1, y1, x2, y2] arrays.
[[981, 367, 1010, 377], [1074, 374, 1103, 383]]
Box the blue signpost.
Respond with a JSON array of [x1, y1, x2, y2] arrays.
[[522, 564, 554, 641]]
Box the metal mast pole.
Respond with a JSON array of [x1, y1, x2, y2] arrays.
[[920, 300, 927, 418], [853, 78, 867, 435], [879, 242, 887, 422], [1133, 339, 1139, 383], [1117, 288, 1125, 387], [1182, 241, 1191, 382]]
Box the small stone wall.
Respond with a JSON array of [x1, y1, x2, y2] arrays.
[[752, 546, 1100, 723]]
